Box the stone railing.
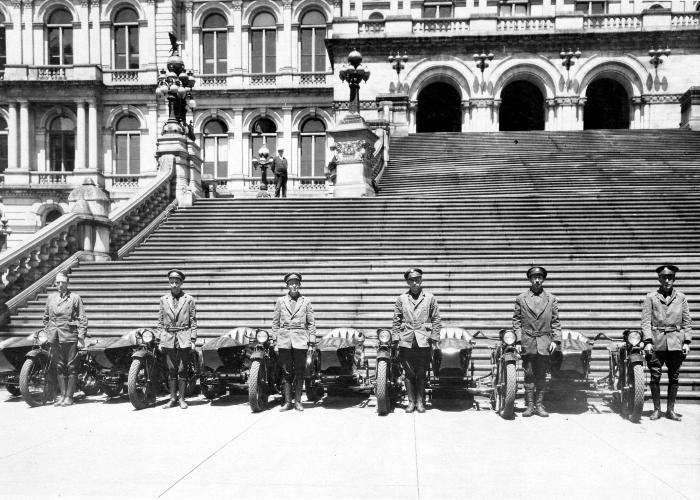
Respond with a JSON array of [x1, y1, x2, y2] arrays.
[[243, 177, 327, 192], [299, 73, 327, 85], [31, 172, 71, 185], [583, 14, 642, 30], [671, 12, 700, 27], [366, 120, 390, 184], [109, 70, 139, 82], [498, 16, 554, 31], [250, 74, 277, 86], [413, 18, 470, 33], [359, 21, 385, 33], [200, 75, 228, 87], [36, 66, 68, 80]]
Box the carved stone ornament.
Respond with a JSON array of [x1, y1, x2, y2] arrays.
[[283, 0, 293, 7], [469, 98, 494, 109], [232, 0, 243, 11], [334, 140, 375, 164], [184, 2, 194, 13]]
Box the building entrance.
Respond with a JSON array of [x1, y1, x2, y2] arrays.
[[499, 80, 545, 131], [584, 79, 630, 129], [416, 82, 462, 132]]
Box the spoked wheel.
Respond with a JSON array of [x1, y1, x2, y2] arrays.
[[127, 358, 155, 410], [376, 359, 390, 416], [6, 384, 22, 397], [304, 378, 323, 402], [248, 360, 268, 412], [19, 357, 56, 407], [185, 355, 201, 397], [498, 361, 517, 419], [624, 364, 645, 422]]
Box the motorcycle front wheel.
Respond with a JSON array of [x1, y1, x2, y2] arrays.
[[127, 358, 154, 410], [248, 360, 268, 412], [19, 357, 55, 407], [376, 359, 390, 416], [5, 384, 21, 397], [624, 364, 645, 422], [499, 361, 517, 419]]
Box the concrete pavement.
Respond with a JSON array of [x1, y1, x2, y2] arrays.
[[0, 390, 698, 500]]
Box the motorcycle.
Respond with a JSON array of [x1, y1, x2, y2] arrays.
[[86, 331, 141, 398], [0, 334, 37, 396], [374, 328, 403, 415], [607, 329, 646, 422], [428, 327, 477, 397], [247, 329, 282, 412], [489, 329, 520, 419], [127, 328, 201, 410]]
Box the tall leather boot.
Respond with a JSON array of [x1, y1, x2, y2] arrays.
[[280, 380, 293, 412], [294, 378, 304, 411], [534, 387, 549, 417], [649, 382, 662, 420], [415, 378, 426, 413], [163, 379, 178, 408], [178, 379, 188, 409], [55, 376, 66, 407], [405, 379, 416, 413], [522, 384, 535, 417], [62, 375, 77, 406], [666, 385, 681, 421]]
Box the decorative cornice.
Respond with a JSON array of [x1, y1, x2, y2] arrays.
[[642, 93, 683, 103]]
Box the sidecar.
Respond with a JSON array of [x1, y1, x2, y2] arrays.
[[86, 330, 141, 398], [428, 327, 477, 396], [200, 327, 255, 400], [0, 334, 37, 396], [305, 328, 371, 400], [546, 330, 593, 402]]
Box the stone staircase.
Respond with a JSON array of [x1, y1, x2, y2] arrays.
[[2, 130, 699, 399]]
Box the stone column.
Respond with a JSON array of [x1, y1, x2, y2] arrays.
[[100, 21, 112, 69], [342, 0, 351, 17], [146, 0, 157, 69], [575, 98, 586, 130], [461, 101, 470, 132], [89, 0, 101, 64], [680, 87, 700, 130], [232, 108, 244, 178], [283, 106, 293, 173], [332, 0, 342, 18], [19, 100, 29, 170], [8, 103, 18, 170], [546, 99, 556, 131], [76, 102, 87, 170], [6, 1, 23, 67], [158, 134, 196, 206], [280, 0, 293, 72], [75, 0, 91, 65], [184, 2, 194, 68], [21, 0, 34, 65], [491, 100, 501, 131], [146, 103, 159, 173], [232, 0, 243, 74], [88, 100, 99, 170]]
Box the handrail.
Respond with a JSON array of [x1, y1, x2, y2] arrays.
[[117, 199, 178, 259], [110, 162, 173, 223]]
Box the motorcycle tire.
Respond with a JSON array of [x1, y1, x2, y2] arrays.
[[103, 384, 124, 398], [304, 378, 323, 402], [376, 359, 390, 416], [19, 357, 55, 407], [248, 360, 267, 412], [627, 364, 645, 422], [5, 384, 21, 397], [127, 358, 152, 410], [501, 362, 517, 419]]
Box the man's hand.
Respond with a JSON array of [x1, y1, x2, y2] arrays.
[[644, 343, 654, 354], [515, 344, 522, 354], [548, 342, 557, 354], [682, 344, 691, 355]]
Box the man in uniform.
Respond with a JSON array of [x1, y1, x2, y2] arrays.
[[273, 147, 288, 198], [392, 268, 441, 413], [158, 269, 197, 409], [272, 272, 316, 411], [643, 264, 692, 421], [512, 266, 561, 417], [43, 271, 88, 406]]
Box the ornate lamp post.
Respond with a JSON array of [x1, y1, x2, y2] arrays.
[[388, 52, 408, 92], [473, 51, 494, 74], [649, 47, 671, 71], [155, 34, 197, 136], [339, 49, 371, 115], [560, 49, 581, 90]]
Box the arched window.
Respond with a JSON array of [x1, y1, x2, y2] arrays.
[[202, 13, 227, 74], [48, 116, 75, 172], [47, 9, 73, 65], [45, 209, 63, 224], [114, 7, 139, 69], [0, 117, 7, 173], [203, 119, 228, 178], [300, 10, 326, 73], [300, 118, 325, 178], [250, 12, 276, 73], [0, 12, 5, 72], [648, 3, 664, 8], [250, 118, 276, 173], [114, 115, 140, 175], [368, 12, 384, 20]]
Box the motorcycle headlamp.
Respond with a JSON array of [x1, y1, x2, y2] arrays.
[[256, 330, 269, 343], [626, 331, 642, 347], [36, 330, 48, 345], [141, 330, 155, 344], [378, 330, 392, 343], [502, 330, 517, 346]]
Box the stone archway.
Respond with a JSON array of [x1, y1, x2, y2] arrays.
[[416, 82, 462, 132], [583, 78, 630, 129], [498, 80, 545, 131]]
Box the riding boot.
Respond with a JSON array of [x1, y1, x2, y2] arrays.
[[534, 387, 549, 417], [163, 379, 178, 408], [415, 378, 426, 413], [294, 379, 304, 411], [178, 379, 188, 409], [280, 380, 293, 412], [405, 379, 416, 413], [649, 382, 662, 420], [522, 384, 535, 417], [55, 376, 66, 406], [666, 385, 681, 421], [62, 375, 77, 406]]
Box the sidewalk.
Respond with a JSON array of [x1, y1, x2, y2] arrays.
[[0, 390, 697, 499]]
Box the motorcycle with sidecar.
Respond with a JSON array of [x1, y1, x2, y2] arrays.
[[0, 334, 38, 396], [374, 328, 403, 415], [86, 331, 142, 398]]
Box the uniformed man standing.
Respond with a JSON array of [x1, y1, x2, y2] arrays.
[[642, 264, 692, 421], [272, 273, 316, 411], [392, 269, 441, 413], [512, 266, 562, 417], [43, 271, 88, 406], [158, 269, 197, 409]]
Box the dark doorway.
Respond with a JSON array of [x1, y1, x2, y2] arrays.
[[499, 80, 545, 131], [45, 209, 62, 225], [416, 82, 461, 132], [584, 78, 630, 129]]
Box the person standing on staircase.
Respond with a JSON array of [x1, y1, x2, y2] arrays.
[[43, 271, 88, 407], [272, 273, 316, 411], [158, 269, 197, 409], [392, 268, 442, 413], [512, 266, 561, 418], [642, 264, 692, 421], [273, 147, 288, 198]]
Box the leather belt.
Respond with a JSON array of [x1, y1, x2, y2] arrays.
[[523, 330, 550, 337], [653, 327, 679, 334]]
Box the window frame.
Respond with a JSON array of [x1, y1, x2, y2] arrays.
[[201, 13, 228, 75], [299, 118, 326, 178], [299, 10, 327, 73], [114, 116, 141, 176], [250, 12, 277, 74], [46, 9, 74, 66], [113, 8, 140, 70], [423, 2, 454, 18], [575, 0, 608, 14], [202, 119, 229, 179], [0, 24, 6, 72], [499, 0, 530, 17]]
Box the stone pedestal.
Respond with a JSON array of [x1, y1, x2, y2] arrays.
[[157, 134, 203, 207], [680, 87, 700, 130], [68, 179, 112, 261], [328, 115, 378, 198], [377, 93, 410, 136]]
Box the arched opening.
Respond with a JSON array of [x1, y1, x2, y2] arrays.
[[416, 82, 461, 133], [44, 209, 63, 225], [499, 80, 545, 131], [584, 78, 630, 130]]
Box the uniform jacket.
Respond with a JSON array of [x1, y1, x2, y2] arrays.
[[272, 155, 288, 175], [392, 291, 442, 348], [272, 294, 316, 349], [641, 289, 692, 351], [43, 292, 88, 343], [157, 292, 197, 349], [512, 290, 562, 356]]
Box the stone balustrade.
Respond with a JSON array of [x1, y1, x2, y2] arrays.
[[498, 17, 555, 31], [583, 14, 642, 30], [413, 18, 471, 33]]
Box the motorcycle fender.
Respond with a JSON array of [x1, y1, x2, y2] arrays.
[[25, 348, 49, 361], [501, 352, 518, 363], [628, 353, 644, 365], [131, 349, 153, 361], [250, 350, 265, 361], [376, 350, 391, 361]]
